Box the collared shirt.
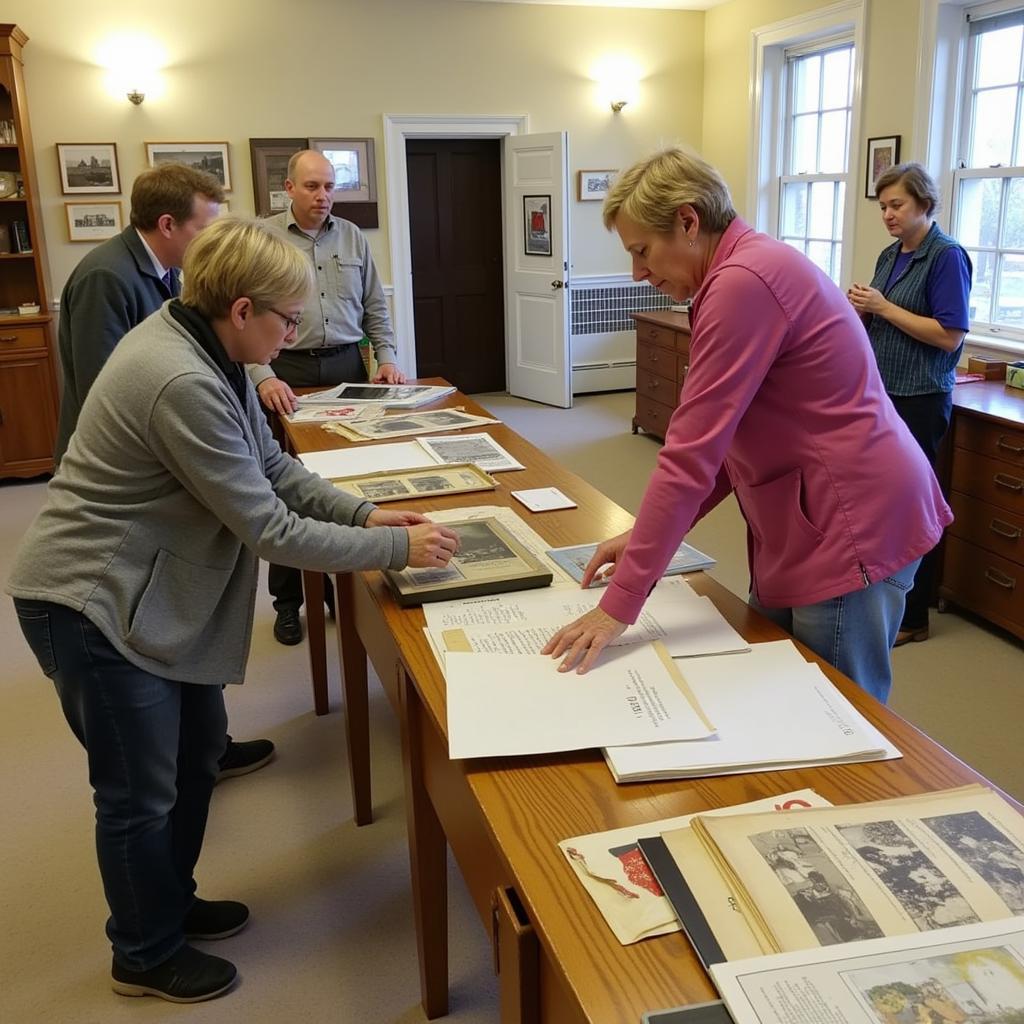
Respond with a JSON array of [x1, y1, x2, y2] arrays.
[[136, 229, 167, 280], [248, 208, 397, 387]]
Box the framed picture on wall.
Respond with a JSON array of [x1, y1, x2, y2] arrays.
[[523, 195, 552, 256], [865, 135, 901, 199], [578, 169, 617, 202], [56, 143, 120, 194], [65, 200, 123, 242], [309, 137, 379, 228], [249, 138, 305, 217], [145, 141, 232, 190]]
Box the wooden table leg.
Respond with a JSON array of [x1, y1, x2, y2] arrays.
[[301, 569, 329, 716], [335, 571, 372, 826], [399, 666, 449, 1019]]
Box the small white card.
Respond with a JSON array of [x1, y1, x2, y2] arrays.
[[510, 487, 577, 512]]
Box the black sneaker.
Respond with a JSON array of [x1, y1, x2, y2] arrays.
[[217, 737, 275, 781], [184, 898, 250, 940], [273, 607, 302, 645], [111, 944, 237, 1003]]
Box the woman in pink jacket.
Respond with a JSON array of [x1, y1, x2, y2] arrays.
[[543, 148, 951, 703]]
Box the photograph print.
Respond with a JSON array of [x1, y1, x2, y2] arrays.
[[65, 201, 123, 242], [357, 479, 412, 500], [523, 194, 552, 256], [578, 169, 617, 202], [865, 135, 901, 198], [450, 521, 518, 565], [309, 137, 376, 203], [56, 143, 120, 194], [249, 138, 305, 217], [146, 142, 232, 190]]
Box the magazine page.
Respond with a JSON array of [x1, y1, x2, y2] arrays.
[[694, 785, 1024, 954], [711, 917, 1024, 1024]]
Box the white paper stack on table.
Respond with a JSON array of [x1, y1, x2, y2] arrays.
[[296, 382, 455, 407], [603, 638, 901, 783]]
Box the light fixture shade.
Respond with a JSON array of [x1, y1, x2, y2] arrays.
[[127, 90, 145, 105], [610, 100, 627, 113]]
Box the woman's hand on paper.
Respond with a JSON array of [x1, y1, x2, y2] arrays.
[[580, 529, 632, 588], [541, 606, 628, 674], [403, 522, 460, 569], [366, 508, 430, 528], [257, 377, 298, 415]]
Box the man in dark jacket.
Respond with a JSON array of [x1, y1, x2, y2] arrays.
[[54, 162, 273, 781]]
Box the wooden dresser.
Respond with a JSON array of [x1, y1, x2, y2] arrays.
[[629, 309, 690, 440], [940, 381, 1024, 640]]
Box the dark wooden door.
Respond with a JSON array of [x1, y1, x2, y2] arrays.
[[406, 139, 505, 393]]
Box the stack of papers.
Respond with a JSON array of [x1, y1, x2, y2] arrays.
[[603, 639, 900, 783], [297, 382, 455, 407]]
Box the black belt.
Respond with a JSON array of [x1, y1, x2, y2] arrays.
[[299, 344, 351, 358]]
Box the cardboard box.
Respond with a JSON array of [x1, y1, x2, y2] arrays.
[[968, 356, 1008, 380], [1007, 361, 1024, 390]]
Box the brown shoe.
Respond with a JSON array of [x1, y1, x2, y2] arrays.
[[894, 627, 929, 648]]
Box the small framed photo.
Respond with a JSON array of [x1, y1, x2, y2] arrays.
[[145, 142, 232, 190], [309, 137, 378, 229], [523, 195, 552, 256], [578, 169, 617, 202], [865, 135, 901, 199], [65, 200, 123, 242], [329, 463, 497, 503], [249, 138, 305, 217], [56, 143, 120, 194]]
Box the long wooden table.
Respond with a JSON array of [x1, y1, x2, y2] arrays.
[[281, 383, 1019, 1022]]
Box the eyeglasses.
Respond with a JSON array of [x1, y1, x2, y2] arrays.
[[269, 308, 303, 331]]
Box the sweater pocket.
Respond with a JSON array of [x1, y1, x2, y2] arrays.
[[125, 549, 233, 665], [738, 467, 824, 558]]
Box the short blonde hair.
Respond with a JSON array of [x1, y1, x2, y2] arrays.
[[603, 147, 737, 234], [180, 217, 313, 318]]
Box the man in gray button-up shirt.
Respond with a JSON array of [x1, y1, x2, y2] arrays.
[[248, 149, 406, 644]]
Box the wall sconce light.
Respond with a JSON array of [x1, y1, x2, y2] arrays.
[[592, 54, 640, 116], [96, 33, 165, 105], [610, 99, 628, 113], [127, 89, 145, 105]]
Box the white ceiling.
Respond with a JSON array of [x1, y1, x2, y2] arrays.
[[456, 0, 729, 10]]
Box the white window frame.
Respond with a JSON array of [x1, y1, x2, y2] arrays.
[[748, 0, 865, 288]]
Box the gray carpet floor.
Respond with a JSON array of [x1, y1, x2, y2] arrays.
[[1, 389, 1020, 1023]]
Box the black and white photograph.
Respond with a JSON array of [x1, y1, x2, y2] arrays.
[[328, 463, 495, 503], [578, 169, 617, 202], [410, 475, 454, 493], [64, 201, 123, 242], [450, 521, 517, 564], [56, 143, 120, 194], [145, 142, 232, 190], [849, 945, 1024, 1024], [750, 827, 884, 944], [356, 479, 412, 501], [839, 820, 980, 931], [417, 432, 524, 472], [523, 194, 552, 256]]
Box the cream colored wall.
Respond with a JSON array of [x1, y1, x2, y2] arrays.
[[703, 0, 925, 285], [6, 0, 704, 300]]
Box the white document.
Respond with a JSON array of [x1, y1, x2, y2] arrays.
[[297, 383, 455, 407], [444, 642, 714, 759], [510, 487, 577, 512], [298, 441, 438, 479], [424, 577, 748, 659], [604, 640, 900, 782], [415, 432, 524, 472], [711, 918, 1024, 1024], [287, 403, 386, 423]]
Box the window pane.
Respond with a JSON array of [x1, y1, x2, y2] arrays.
[[781, 182, 808, 236], [793, 55, 821, 114], [1005, 177, 1024, 248], [808, 181, 835, 238], [807, 240, 832, 277], [819, 110, 848, 173], [782, 237, 806, 255], [970, 86, 1017, 166], [792, 114, 818, 174], [968, 248, 995, 323], [956, 177, 1002, 248], [996, 253, 1024, 325], [821, 47, 851, 108], [976, 25, 1023, 89], [831, 242, 843, 285], [835, 181, 846, 235]]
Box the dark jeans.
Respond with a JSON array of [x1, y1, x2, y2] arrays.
[[267, 343, 368, 611], [13, 599, 227, 970], [889, 390, 953, 631]]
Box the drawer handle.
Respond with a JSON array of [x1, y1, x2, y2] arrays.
[[990, 518, 1023, 540], [994, 472, 1024, 493], [649, 352, 659, 363], [0, 335, 18, 342], [984, 567, 1017, 590], [997, 436, 1024, 456], [647, 379, 660, 390]]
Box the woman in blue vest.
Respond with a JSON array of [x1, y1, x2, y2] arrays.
[[848, 162, 972, 647]]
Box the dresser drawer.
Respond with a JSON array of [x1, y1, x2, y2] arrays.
[[951, 450, 1024, 514], [948, 490, 1024, 566], [636, 367, 679, 407], [941, 534, 1024, 633], [634, 393, 675, 439], [636, 321, 677, 350], [954, 415, 1024, 468], [636, 339, 676, 378], [0, 324, 47, 353]]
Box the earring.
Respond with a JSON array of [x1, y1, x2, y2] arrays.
[[688, 240, 694, 248]]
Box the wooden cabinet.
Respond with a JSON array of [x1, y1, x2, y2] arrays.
[[940, 382, 1024, 640], [629, 310, 690, 441], [0, 25, 58, 479]]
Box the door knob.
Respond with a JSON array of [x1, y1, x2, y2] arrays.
[[551, 280, 565, 289]]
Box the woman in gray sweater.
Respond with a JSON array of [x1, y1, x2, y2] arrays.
[[7, 218, 457, 1003]]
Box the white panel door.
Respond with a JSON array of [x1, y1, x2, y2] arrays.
[[504, 132, 571, 408]]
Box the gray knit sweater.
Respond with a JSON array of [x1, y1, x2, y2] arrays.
[[7, 304, 409, 684]]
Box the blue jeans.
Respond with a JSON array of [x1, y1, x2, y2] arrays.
[[13, 599, 227, 969], [749, 558, 920, 704]]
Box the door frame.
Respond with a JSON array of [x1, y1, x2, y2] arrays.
[[383, 113, 529, 377]]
